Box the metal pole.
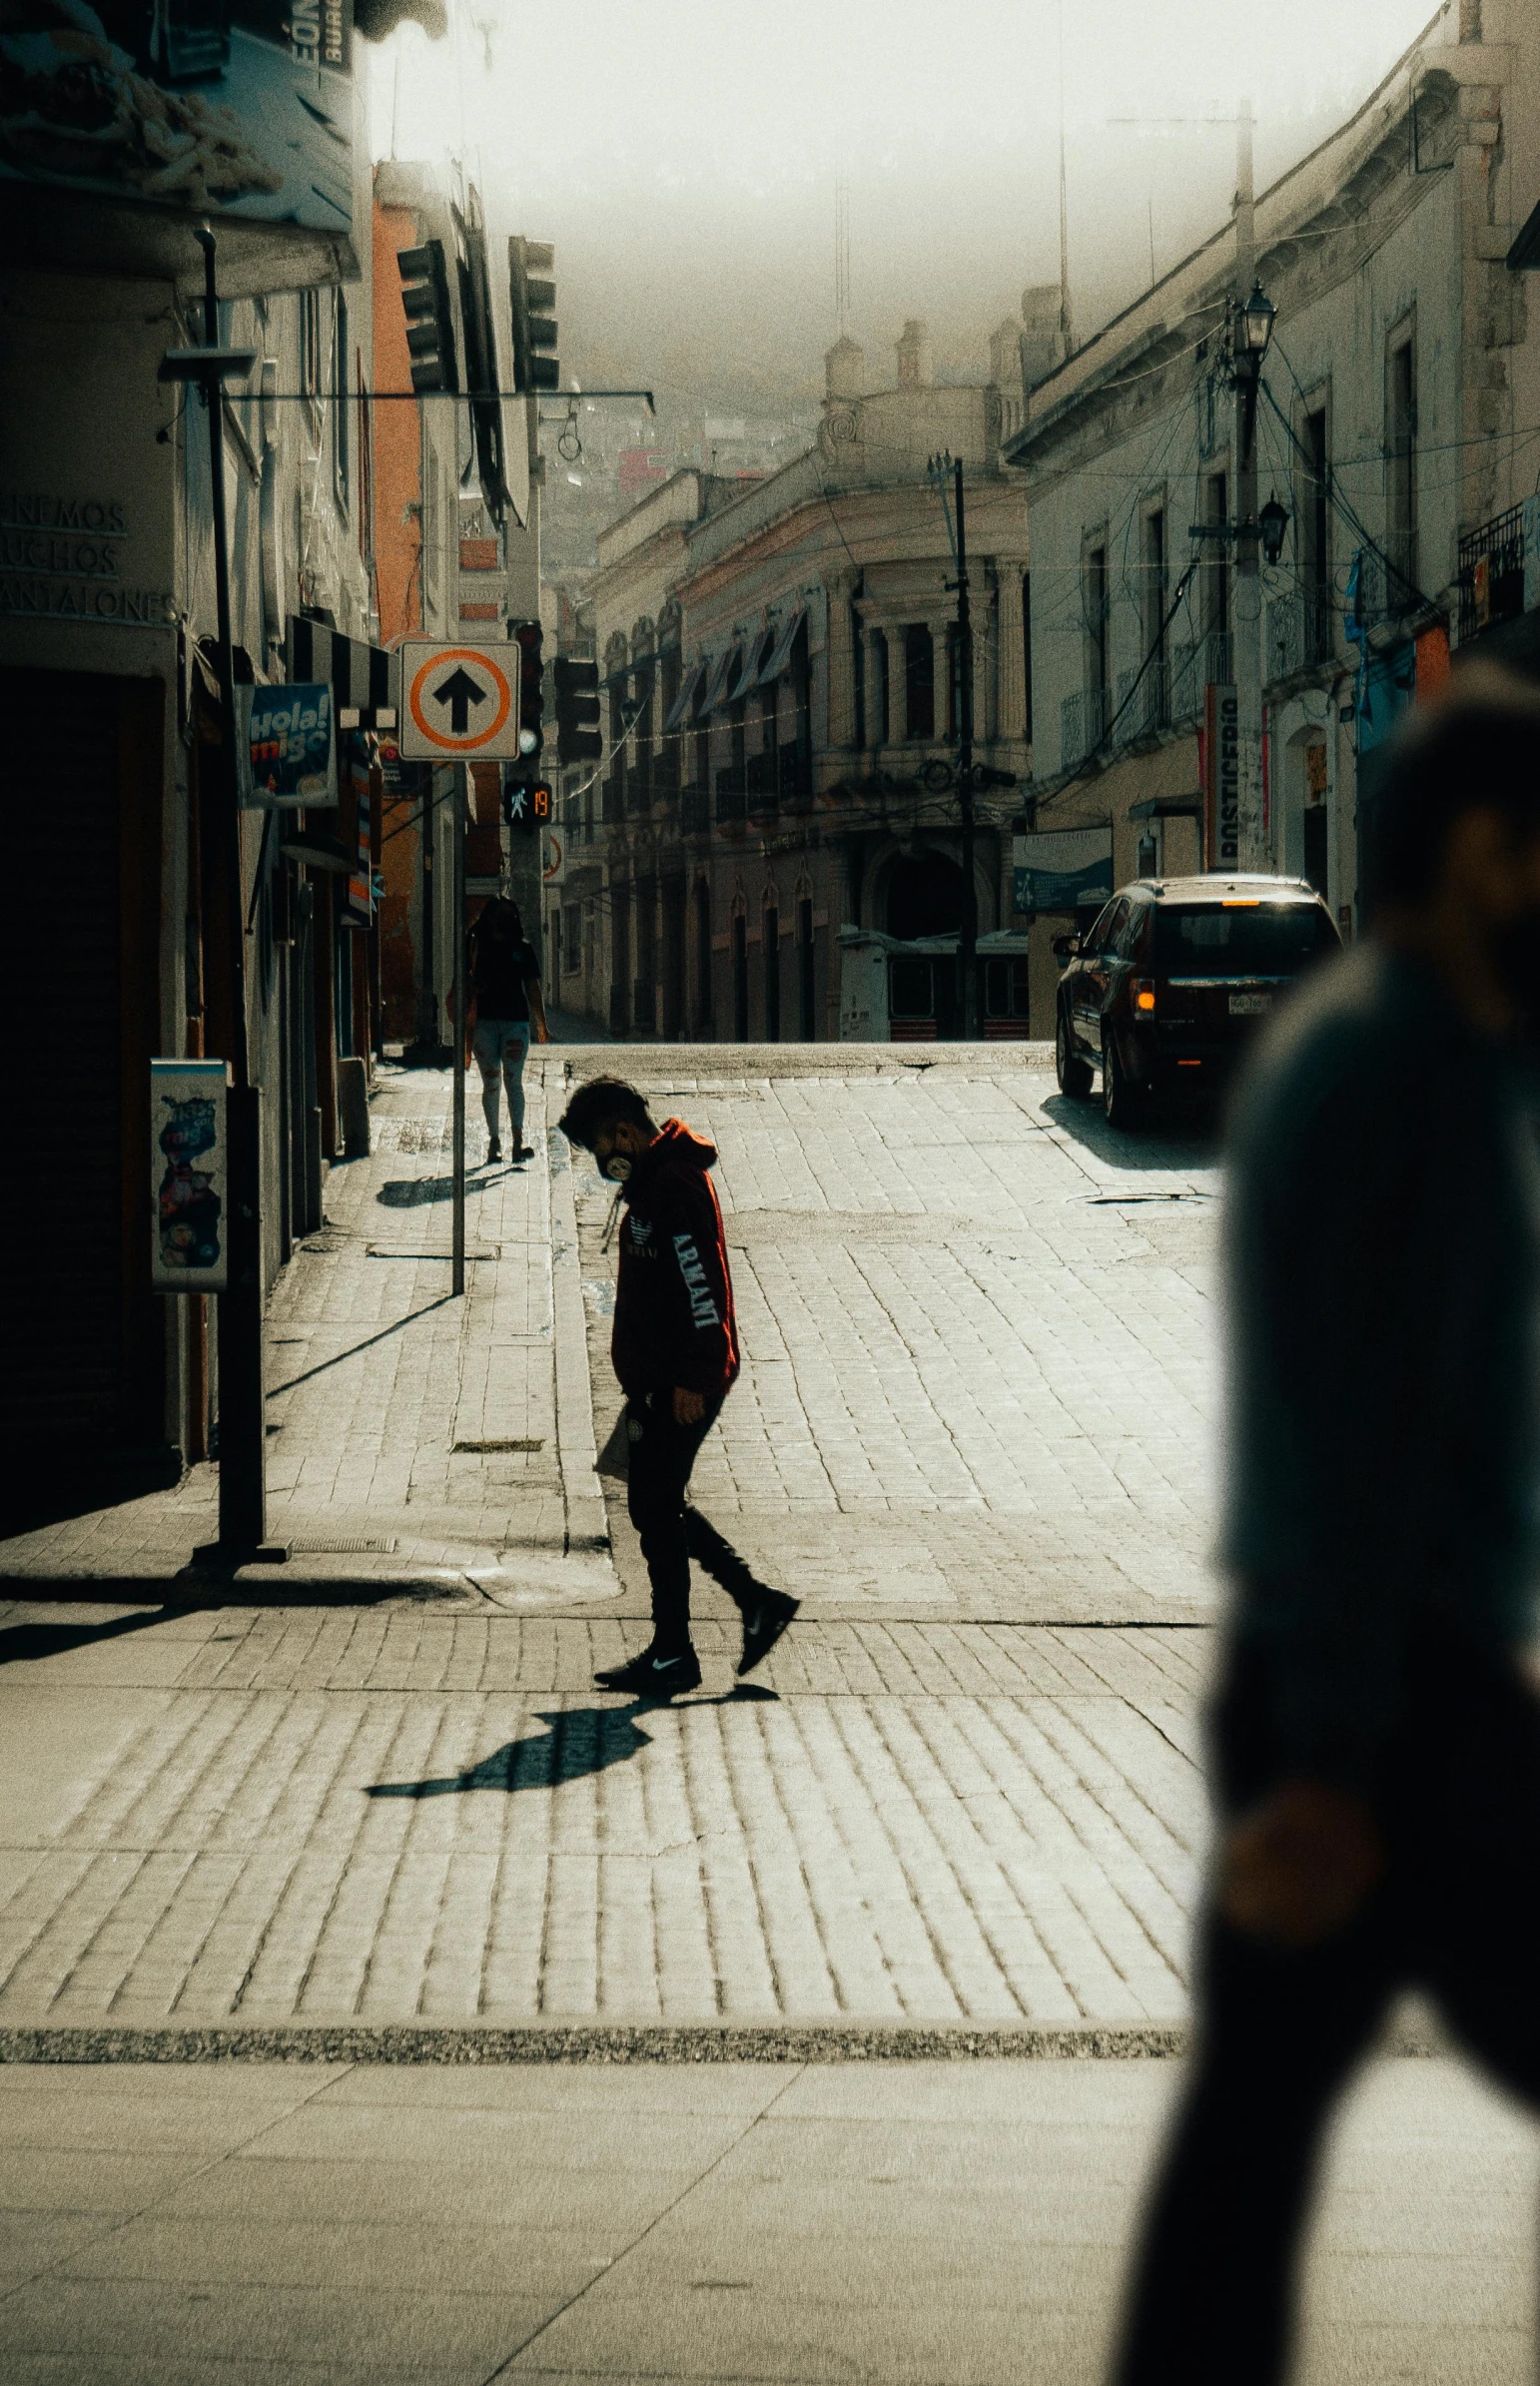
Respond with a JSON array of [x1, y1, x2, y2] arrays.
[[451, 761, 466, 1295], [1232, 97, 1266, 872], [954, 459, 979, 1039], [195, 224, 267, 1552]]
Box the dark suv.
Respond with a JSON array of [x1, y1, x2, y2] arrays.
[[1054, 874, 1340, 1128]]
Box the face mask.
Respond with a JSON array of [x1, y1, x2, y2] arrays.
[[603, 1153, 632, 1184]]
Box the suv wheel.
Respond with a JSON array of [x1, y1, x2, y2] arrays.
[[1102, 1031, 1144, 1131], [1057, 1008, 1093, 1100]]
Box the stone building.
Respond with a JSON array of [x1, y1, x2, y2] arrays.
[[555, 319, 1036, 1040], [1004, 0, 1540, 1033]]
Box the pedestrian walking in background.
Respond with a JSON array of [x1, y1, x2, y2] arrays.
[[468, 895, 548, 1165], [1114, 663, 1540, 2386], [558, 1075, 798, 1699]]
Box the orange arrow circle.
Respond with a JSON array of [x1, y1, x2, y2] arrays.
[[407, 648, 513, 751]]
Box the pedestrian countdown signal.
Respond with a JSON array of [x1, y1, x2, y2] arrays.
[[503, 776, 552, 836], [399, 642, 519, 758]]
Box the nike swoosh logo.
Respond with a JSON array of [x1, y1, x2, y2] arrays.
[[651, 1658, 686, 1672]]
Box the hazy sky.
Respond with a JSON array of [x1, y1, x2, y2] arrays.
[[369, 0, 1442, 411]]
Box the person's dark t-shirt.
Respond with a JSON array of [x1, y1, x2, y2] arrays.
[[471, 935, 539, 1021], [1222, 942, 1540, 1786]]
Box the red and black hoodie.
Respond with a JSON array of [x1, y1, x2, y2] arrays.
[[611, 1120, 739, 1406]]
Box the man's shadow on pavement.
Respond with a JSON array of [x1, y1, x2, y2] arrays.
[[366, 1688, 776, 1800]]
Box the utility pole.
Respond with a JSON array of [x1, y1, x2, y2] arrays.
[[953, 458, 979, 1039], [1231, 96, 1267, 872], [1057, 0, 1074, 360], [451, 760, 466, 1295], [176, 227, 270, 1555]]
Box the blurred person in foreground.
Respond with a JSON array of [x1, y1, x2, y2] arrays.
[[557, 1076, 798, 1698], [1114, 663, 1540, 2385]]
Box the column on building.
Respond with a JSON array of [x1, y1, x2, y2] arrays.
[[996, 561, 1027, 746], [824, 569, 861, 752], [864, 620, 890, 750], [607, 872, 631, 1036]]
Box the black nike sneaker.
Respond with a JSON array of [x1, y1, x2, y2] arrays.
[[737, 1590, 800, 1677], [593, 1644, 703, 1698]]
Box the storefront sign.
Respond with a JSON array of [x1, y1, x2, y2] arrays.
[[240, 683, 337, 807], [1012, 825, 1114, 913], [0, 0, 354, 237], [0, 490, 172, 626], [1203, 682, 1239, 868], [151, 1059, 229, 1293]]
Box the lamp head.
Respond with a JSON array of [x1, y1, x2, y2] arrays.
[[1239, 281, 1276, 357], [1259, 493, 1290, 565]]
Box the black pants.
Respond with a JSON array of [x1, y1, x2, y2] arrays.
[[624, 1391, 763, 1647], [1114, 1635, 1540, 2386]]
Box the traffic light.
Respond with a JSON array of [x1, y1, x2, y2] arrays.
[[512, 621, 543, 757], [552, 656, 602, 764], [502, 775, 552, 835], [396, 241, 458, 394], [509, 236, 559, 394]]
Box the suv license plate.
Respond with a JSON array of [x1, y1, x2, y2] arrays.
[[1228, 992, 1271, 1017]]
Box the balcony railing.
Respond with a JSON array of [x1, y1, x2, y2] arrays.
[[680, 782, 710, 835], [1167, 632, 1233, 722], [778, 747, 813, 806], [745, 750, 778, 811], [1265, 588, 1335, 682], [1458, 505, 1528, 644], [1114, 657, 1169, 741], [715, 763, 746, 824], [1060, 685, 1109, 771]]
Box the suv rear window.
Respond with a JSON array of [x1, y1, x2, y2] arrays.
[[1153, 903, 1338, 976]]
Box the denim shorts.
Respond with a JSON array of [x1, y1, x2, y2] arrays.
[[471, 1019, 531, 1073]]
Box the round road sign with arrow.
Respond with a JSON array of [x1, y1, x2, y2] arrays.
[[399, 642, 519, 760]]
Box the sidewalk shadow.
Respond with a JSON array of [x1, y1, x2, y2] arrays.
[[366, 1687, 778, 1799], [0, 1604, 193, 1667]]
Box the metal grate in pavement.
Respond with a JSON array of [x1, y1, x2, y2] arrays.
[[286, 1535, 401, 1555]]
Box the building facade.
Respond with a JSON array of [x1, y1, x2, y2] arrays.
[[1005, 0, 1540, 1034], [0, 20, 414, 1484], [556, 321, 1037, 1041]]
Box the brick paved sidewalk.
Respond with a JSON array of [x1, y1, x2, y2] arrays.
[[0, 1064, 606, 1599], [0, 1046, 1227, 2039]]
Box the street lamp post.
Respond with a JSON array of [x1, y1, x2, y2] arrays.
[[1231, 264, 1276, 873]]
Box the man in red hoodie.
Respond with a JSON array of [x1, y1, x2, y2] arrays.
[[558, 1075, 799, 1697]]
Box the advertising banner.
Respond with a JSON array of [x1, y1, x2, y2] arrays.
[[151, 1058, 229, 1293], [0, 0, 353, 236], [240, 681, 337, 807], [1012, 825, 1114, 914], [1202, 682, 1239, 868]]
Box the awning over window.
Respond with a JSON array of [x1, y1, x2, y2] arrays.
[[755, 609, 805, 687], [700, 645, 741, 714], [662, 659, 707, 734], [288, 614, 394, 713], [725, 631, 771, 706]]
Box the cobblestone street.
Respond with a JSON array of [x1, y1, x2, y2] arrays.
[[0, 1050, 1219, 2036]]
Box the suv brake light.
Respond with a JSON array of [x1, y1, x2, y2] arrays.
[[1133, 978, 1155, 1014]]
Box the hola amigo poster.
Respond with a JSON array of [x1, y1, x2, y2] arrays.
[[240, 681, 337, 807]]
